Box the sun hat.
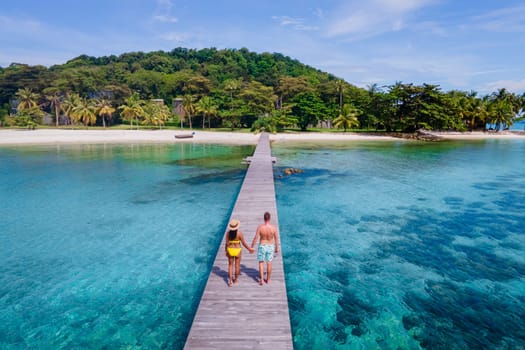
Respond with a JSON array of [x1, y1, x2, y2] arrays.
[[228, 219, 240, 230]]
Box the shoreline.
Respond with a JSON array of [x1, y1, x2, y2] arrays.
[[0, 129, 524, 146]]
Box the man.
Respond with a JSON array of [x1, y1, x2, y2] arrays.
[[251, 211, 279, 285]]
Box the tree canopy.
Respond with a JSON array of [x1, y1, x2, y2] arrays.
[[1, 47, 523, 131]]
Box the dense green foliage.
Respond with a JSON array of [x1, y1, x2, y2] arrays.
[[1, 48, 524, 131]]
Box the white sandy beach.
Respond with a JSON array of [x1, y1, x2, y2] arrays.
[[0, 129, 397, 145], [431, 131, 525, 140], [0, 129, 523, 146]]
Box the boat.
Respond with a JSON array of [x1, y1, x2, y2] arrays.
[[175, 132, 195, 139]]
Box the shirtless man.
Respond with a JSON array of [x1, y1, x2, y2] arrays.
[[251, 212, 279, 285]]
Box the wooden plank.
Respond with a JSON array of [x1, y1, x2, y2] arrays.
[[184, 133, 293, 350]]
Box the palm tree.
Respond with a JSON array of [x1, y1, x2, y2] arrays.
[[224, 78, 241, 112], [143, 101, 171, 129], [118, 93, 144, 129], [45, 92, 62, 127], [366, 83, 380, 130], [142, 102, 158, 128], [475, 98, 490, 130], [95, 99, 115, 128], [182, 94, 196, 129], [197, 96, 218, 129], [485, 88, 520, 130], [333, 104, 360, 131], [61, 93, 82, 125], [463, 92, 490, 131], [335, 80, 345, 111], [15, 88, 40, 112], [72, 98, 97, 127], [488, 99, 514, 131], [156, 104, 171, 129]]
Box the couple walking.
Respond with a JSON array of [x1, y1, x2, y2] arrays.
[[224, 212, 279, 287]]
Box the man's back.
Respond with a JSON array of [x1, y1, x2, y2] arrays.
[[257, 223, 276, 243]]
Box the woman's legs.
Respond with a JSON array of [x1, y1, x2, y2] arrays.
[[228, 256, 234, 286], [234, 254, 241, 283]]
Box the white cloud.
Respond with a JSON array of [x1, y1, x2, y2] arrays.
[[414, 21, 448, 36], [313, 8, 324, 19], [372, 53, 475, 86], [272, 16, 319, 31], [0, 49, 67, 67], [483, 79, 525, 93], [0, 15, 94, 65], [159, 32, 191, 42], [473, 4, 525, 33], [325, 0, 436, 37], [157, 0, 173, 10], [273, 15, 301, 26], [153, 0, 178, 25], [0, 15, 43, 35], [314, 47, 479, 90], [153, 15, 178, 23]]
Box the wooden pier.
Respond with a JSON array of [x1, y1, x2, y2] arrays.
[[184, 133, 293, 349]]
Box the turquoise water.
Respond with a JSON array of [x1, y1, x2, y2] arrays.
[[274, 140, 525, 349], [0, 143, 253, 349], [2, 139, 525, 349]]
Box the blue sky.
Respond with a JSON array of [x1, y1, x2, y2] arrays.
[[1, 0, 525, 94]]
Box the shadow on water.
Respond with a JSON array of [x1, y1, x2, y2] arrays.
[[130, 169, 245, 204], [179, 168, 245, 185]]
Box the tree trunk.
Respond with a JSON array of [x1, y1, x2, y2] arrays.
[[55, 105, 60, 127]]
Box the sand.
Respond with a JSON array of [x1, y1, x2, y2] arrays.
[[431, 131, 525, 140], [0, 129, 523, 146]]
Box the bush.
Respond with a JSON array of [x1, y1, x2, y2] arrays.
[[4, 115, 38, 129], [251, 116, 276, 133]]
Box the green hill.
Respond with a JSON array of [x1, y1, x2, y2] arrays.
[[0, 47, 338, 107], [1, 47, 522, 132]]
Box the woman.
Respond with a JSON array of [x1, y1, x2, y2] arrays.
[[225, 219, 253, 287]]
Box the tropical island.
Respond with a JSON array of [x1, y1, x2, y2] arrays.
[[0, 47, 524, 134], [2, 47, 525, 350]]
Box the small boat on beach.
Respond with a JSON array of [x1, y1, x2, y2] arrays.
[[174, 132, 195, 139]]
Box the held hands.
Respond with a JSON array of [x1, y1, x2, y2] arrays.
[[249, 247, 255, 254]]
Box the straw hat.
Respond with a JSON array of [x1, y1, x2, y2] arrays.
[[228, 219, 240, 230]]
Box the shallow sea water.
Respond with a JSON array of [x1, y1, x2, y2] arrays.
[[274, 139, 525, 350], [2, 139, 525, 349], [0, 143, 253, 349]]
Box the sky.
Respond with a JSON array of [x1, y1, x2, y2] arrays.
[[1, 0, 525, 94]]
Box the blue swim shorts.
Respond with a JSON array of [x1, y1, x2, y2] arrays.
[[257, 244, 275, 262]]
